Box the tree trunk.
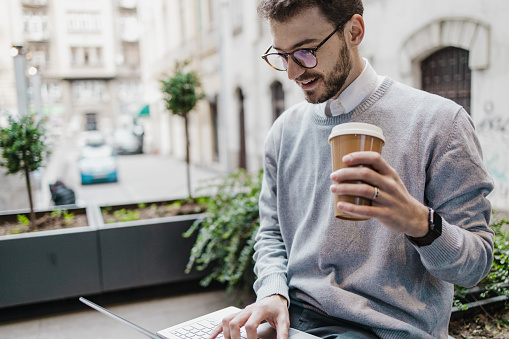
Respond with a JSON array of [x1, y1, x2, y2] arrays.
[[23, 164, 36, 230], [184, 115, 192, 199]]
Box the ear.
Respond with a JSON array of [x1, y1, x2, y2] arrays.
[[347, 14, 365, 48]]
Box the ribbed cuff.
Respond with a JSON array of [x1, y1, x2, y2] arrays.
[[415, 220, 461, 266], [254, 273, 289, 304]]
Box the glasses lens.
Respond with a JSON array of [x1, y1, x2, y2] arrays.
[[265, 54, 288, 70], [293, 50, 317, 68]]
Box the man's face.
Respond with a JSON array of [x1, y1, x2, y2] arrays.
[[269, 7, 353, 104]]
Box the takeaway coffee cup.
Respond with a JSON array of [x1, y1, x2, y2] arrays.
[[328, 122, 386, 221]]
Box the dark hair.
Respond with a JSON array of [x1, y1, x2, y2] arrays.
[[257, 0, 363, 27]]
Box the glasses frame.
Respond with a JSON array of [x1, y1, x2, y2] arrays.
[[261, 24, 343, 71]]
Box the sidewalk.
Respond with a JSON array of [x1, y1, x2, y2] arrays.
[[0, 282, 251, 339]]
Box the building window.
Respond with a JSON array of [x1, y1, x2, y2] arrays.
[[25, 45, 50, 67], [421, 47, 472, 114], [119, 13, 139, 42], [67, 12, 102, 33], [209, 95, 219, 162], [236, 88, 246, 170], [270, 81, 285, 121], [117, 81, 140, 102], [42, 82, 62, 103], [72, 80, 108, 104], [70, 47, 102, 67], [85, 113, 97, 131], [122, 43, 140, 69], [23, 10, 49, 41]]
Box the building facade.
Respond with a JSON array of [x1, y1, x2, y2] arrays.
[[139, 0, 509, 211], [2, 0, 143, 140]]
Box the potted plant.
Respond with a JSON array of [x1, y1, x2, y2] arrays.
[[0, 114, 103, 308], [0, 113, 49, 229]]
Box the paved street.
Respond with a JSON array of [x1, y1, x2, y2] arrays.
[[36, 136, 223, 209]]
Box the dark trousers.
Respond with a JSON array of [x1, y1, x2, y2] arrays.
[[289, 304, 379, 339]]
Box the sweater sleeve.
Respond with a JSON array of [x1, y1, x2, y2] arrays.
[[415, 108, 495, 288], [253, 123, 290, 302]]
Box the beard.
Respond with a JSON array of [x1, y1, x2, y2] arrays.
[[297, 41, 353, 104]]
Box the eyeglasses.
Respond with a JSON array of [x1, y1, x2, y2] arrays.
[[261, 25, 342, 71]]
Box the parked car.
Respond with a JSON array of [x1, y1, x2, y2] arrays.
[[78, 144, 118, 185], [113, 128, 143, 154]]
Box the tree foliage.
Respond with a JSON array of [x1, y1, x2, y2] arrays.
[[160, 61, 205, 117], [0, 114, 49, 228]]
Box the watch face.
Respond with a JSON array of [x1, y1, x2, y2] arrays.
[[432, 211, 443, 236]]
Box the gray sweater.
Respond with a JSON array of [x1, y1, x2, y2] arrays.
[[254, 78, 494, 338]]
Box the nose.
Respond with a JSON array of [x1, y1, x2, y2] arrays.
[[286, 57, 305, 80]]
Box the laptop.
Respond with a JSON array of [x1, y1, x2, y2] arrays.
[[79, 297, 319, 338]]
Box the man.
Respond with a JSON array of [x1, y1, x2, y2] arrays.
[[209, 1, 494, 338]]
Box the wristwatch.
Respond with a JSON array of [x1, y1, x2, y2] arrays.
[[407, 207, 442, 247]]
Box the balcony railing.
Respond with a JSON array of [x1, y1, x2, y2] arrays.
[[118, 0, 137, 9], [21, 0, 48, 7]]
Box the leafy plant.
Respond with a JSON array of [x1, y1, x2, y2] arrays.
[[479, 217, 509, 297], [17, 214, 30, 227], [112, 208, 140, 223], [184, 169, 263, 291], [160, 61, 205, 199], [454, 216, 509, 309], [0, 114, 49, 229], [49, 209, 75, 227]]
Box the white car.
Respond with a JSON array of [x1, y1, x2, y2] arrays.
[[78, 144, 118, 184], [113, 128, 143, 154]]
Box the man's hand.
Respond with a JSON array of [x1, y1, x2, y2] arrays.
[[330, 151, 429, 237], [208, 294, 290, 339]]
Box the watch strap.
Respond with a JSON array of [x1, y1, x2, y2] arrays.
[[407, 207, 443, 247]]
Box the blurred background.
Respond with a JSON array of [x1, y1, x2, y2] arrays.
[[0, 0, 508, 212]]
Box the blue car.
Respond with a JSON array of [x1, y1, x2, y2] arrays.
[[79, 144, 118, 184]]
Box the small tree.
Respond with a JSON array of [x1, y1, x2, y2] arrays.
[[160, 61, 205, 199], [0, 114, 49, 229]]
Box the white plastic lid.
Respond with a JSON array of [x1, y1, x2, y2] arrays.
[[328, 122, 385, 144]]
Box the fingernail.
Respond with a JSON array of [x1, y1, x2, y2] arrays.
[[343, 154, 352, 162]]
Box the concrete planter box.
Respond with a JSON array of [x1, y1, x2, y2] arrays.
[[0, 206, 101, 308], [0, 200, 206, 308], [97, 201, 207, 292]]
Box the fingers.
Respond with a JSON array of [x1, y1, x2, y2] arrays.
[[275, 312, 290, 339], [229, 310, 254, 339], [330, 182, 382, 202], [208, 296, 289, 339], [208, 322, 225, 339], [342, 151, 393, 176]]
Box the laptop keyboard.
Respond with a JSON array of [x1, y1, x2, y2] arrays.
[[169, 318, 248, 338]]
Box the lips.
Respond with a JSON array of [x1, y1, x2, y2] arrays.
[[299, 78, 318, 90]]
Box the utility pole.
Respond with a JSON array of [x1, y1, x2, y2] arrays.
[[10, 46, 29, 117]]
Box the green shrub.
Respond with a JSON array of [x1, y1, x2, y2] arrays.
[[454, 216, 509, 309], [479, 217, 509, 297], [184, 169, 262, 291]]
